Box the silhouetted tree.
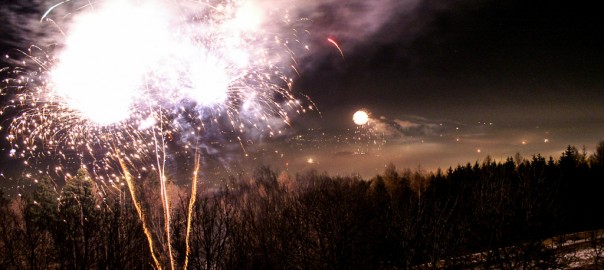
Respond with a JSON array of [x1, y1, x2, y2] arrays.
[[57, 168, 99, 269], [592, 141, 604, 168], [20, 176, 60, 269], [2, 142, 604, 269]]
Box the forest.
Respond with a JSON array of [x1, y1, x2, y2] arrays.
[[1, 143, 604, 269]]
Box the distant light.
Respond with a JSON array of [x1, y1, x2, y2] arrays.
[[307, 158, 314, 164], [522, 141, 527, 145], [544, 139, 549, 143], [353, 110, 369, 125], [477, 149, 481, 153]]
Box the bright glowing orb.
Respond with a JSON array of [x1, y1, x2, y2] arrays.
[[353, 110, 369, 125], [47, 0, 253, 125], [49, 0, 173, 125]]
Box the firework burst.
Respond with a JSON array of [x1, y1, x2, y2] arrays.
[[2, 0, 313, 183]]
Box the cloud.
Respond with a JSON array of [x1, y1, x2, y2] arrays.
[[0, 0, 74, 50], [291, 0, 421, 44], [368, 115, 444, 140], [393, 119, 421, 129]]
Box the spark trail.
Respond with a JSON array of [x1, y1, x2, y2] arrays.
[[184, 151, 201, 270], [117, 152, 162, 269], [327, 38, 345, 60]]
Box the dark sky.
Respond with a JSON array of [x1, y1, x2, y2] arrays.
[[279, 0, 604, 176], [1, 0, 604, 190]]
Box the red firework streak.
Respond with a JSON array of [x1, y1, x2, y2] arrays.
[[327, 37, 345, 59]]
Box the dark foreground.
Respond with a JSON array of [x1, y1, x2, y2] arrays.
[[1, 144, 604, 269]]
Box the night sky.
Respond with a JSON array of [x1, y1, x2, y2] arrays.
[[278, 0, 604, 176], [1, 0, 603, 189]]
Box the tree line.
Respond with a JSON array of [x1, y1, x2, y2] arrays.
[[1, 143, 604, 269]]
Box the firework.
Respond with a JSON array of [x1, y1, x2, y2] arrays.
[[353, 110, 369, 126], [1, 0, 314, 269], [327, 37, 345, 60], [2, 0, 312, 185]]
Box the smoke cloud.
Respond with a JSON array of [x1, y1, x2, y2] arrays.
[[291, 0, 421, 47]]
